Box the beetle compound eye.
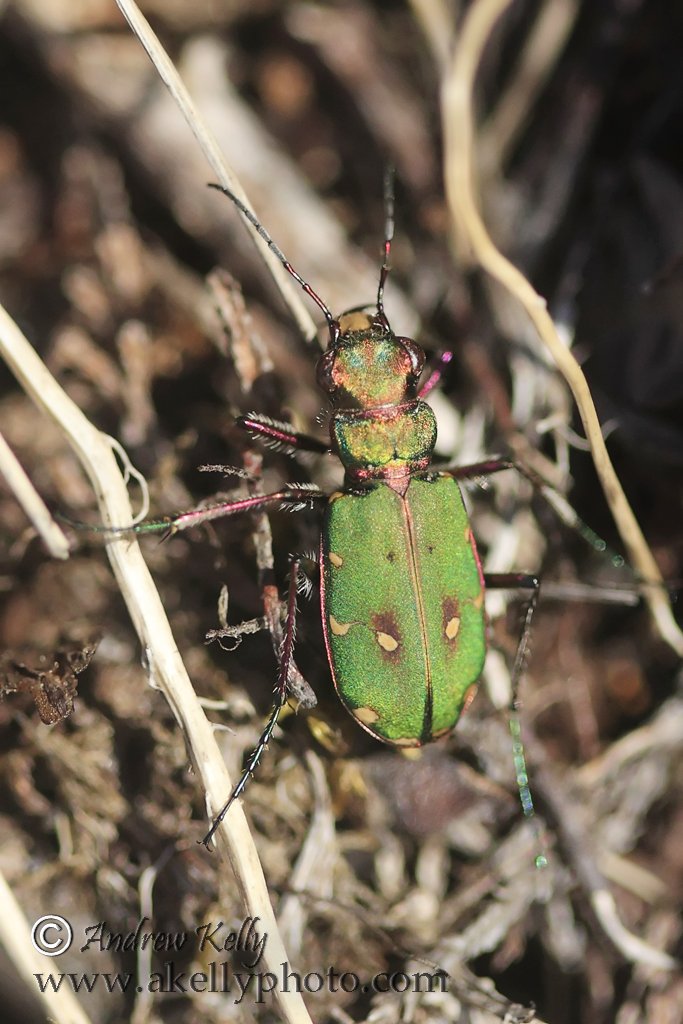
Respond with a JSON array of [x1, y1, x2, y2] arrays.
[[316, 350, 337, 393], [397, 337, 426, 381]]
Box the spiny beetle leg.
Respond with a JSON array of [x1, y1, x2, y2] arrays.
[[448, 457, 632, 572], [447, 456, 514, 481], [261, 579, 317, 709], [201, 554, 302, 849], [485, 571, 545, 863], [236, 414, 330, 455], [484, 572, 540, 706], [68, 485, 324, 539], [241, 445, 319, 709], [133, 485, 326, 536], [259, 552, 320, 710]]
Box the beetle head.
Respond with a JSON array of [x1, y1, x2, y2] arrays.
[[316, 311, 425, 409]]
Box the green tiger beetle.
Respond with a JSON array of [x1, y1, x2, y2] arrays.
[[131, 179, 551, 850]]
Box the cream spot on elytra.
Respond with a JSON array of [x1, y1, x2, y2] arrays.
[[445, 616, 460, 640], [376, 631, 399, 652], [353, 706, 379, 725]]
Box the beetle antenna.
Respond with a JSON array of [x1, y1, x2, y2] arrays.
[[208, 183, 339, 345], [377, 166, 395, 322]]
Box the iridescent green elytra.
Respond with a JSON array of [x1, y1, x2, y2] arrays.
[[318, 310, 486, 747], [322, 476, 486, 746]]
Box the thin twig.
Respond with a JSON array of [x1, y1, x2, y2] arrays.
[[408, 0, 456, 72], [0, 865, 94, 1024], [0, 430, 70, 559], [441, 0, 683, 656], [0, 302, 314, 1024], [590, 889, 678, 971]]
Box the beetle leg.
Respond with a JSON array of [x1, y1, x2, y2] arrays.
[[63, 485, 326, 539], [201, 554, 303, 848], [446, 457, 634, 572], [484, 573, 540, 705], [446, 456, 514, 481], [128, 485, 326, 538], [236, 414, 330, 455], [418, 349, 454, 398], [238, 446, 319, 710], [484, 573, 546, 860], [258, 554, 319, 706]]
